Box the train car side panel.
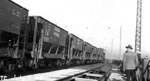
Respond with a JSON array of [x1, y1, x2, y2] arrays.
[[59, 29, 68, 46], [0, 0, 25, 34]]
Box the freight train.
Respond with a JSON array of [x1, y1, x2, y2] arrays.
[[0, 0, 106, 73]]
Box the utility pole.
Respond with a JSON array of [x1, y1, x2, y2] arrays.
[[111, 38, 113, 59], [107, 27, 113, 59], [119, 26, 122, 60], [135, 0, 142, 53]]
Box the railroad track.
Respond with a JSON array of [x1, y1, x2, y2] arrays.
[[1, 63, 112, 81], [58, 63, 112, 81], [0, 63, 96, 79]]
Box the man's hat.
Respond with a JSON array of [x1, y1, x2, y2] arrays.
[[126, 45, 133, 49]]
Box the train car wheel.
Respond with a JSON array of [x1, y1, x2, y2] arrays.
[[28, 59, 35, 70], [0, 60, 4, 69], [37, 60, 44, 68], [3, 61, 15, 73], [56, 60, 62, 67], [65, 60, 70, 66]]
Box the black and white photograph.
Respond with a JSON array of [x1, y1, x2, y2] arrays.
[[0, 0, 150, 81]]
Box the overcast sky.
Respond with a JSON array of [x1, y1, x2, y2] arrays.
[[12, 0, 150, 60]]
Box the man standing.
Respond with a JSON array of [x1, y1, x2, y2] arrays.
[[123, 45, 139, 81]]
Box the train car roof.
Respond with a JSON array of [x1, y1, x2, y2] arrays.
[[29, 16, 68, 33], [84, 41, 92, 45], [70, 33, 83, 41], [8, 0, 29, 11]]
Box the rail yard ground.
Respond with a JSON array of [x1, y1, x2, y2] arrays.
[[1, 63, 104, 81]]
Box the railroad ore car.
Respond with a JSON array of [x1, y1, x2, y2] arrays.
[[83, 42, 93, 64], [24, 16, 69, 68], [0, 0, 28, 73], [68, 34, 84, 65], [97, 48, 105, 62], [90, 46, 98, 63]]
